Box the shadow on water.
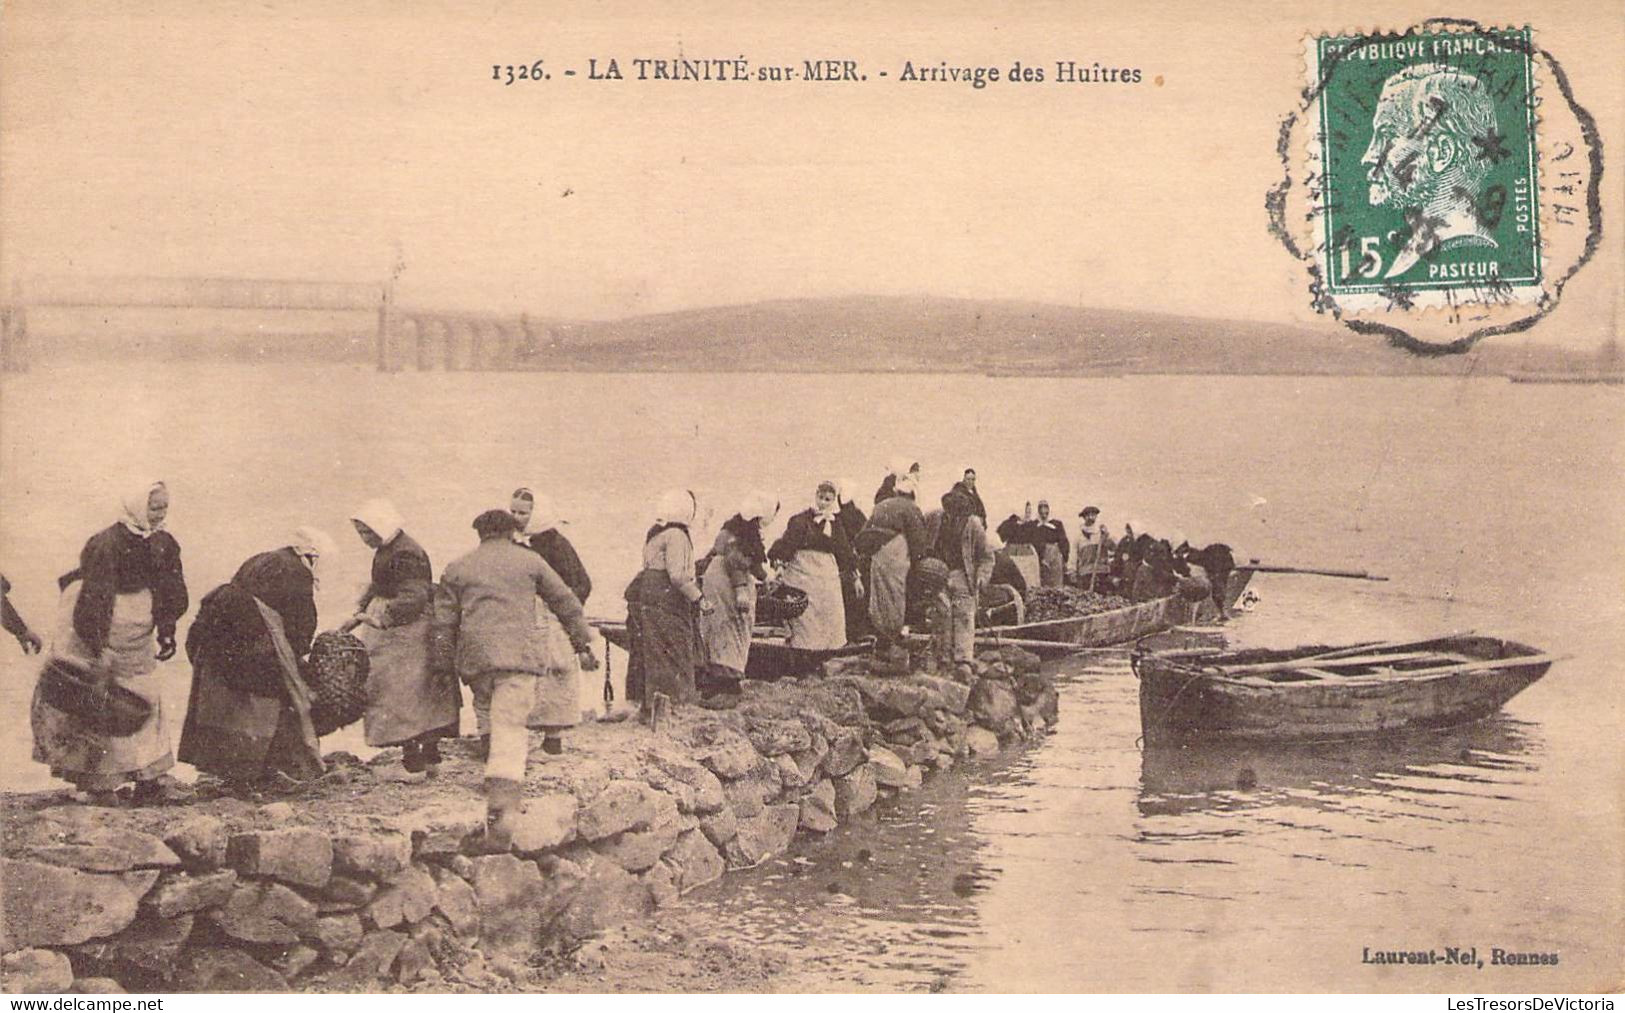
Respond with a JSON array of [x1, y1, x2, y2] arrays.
[[1136, 715, 1542, 819]]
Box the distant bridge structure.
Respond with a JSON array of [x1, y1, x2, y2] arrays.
[[0, 275, 546, 372]]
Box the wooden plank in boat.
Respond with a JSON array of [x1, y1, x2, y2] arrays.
[[1215, 649, 1466, 675]]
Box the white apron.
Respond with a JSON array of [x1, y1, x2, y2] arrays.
[[779, 549, 845, 650], [31, 583, 173, 790]]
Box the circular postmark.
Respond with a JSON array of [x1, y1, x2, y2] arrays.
[[1267, 18, 1603, 355]]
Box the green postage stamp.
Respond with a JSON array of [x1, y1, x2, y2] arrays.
[[1312, 27, 1539, 299], [1274, 20, 1602, 352]]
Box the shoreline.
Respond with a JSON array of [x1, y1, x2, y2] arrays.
[[1, 651, 1057, 993]]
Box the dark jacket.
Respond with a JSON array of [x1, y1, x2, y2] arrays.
[[1035, 520, 1071, 565], [232, 547, 318, 656], [525, 529, 592, 607], [68, 524, 188, 652], [769, 510, 857, 572], [360, 532, 433, 628], [185, 582, 281, 697], [836, 501, 868, 551]]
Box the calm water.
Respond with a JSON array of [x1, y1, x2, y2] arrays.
[[1, 364, 1621, 991]]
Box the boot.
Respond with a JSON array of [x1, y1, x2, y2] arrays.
[[481, 777, 523, 853]]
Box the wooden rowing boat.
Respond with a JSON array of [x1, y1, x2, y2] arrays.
[[1133, 633, 1556, 745], [976, 568, 1255, 651], [590, 569, 1253, 678]]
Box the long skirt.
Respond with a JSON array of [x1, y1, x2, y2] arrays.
[[779, 550, 845, 650], [1005, 543, 1041, 591], [626, 569, 698, 706], [528, 603, 580, 728], [360, 597, 459, 747], [1039, 543, 1066, 588], [178, 597, 322, 782], [699, 557, 755, 676], [31, 584, 173, 791], [867, 536, 910, 639], [842, 563, 870, 643]]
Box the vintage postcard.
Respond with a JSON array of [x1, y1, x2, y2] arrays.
[[1, 0, 1620, 998]]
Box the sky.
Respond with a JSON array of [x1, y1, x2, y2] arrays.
[[2, 0, 1619, 343]]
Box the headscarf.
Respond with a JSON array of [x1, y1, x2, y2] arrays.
[[120, 480, 167, 537], [529, 493, 563, 533], [894, 473, 918, 498], [351, 498, 404, 544], [811, 480, 839, 531], [654, 489, 696, 527], [510, 486, 563, 533], [739, 490, 779, 525], [887, 457, 918, 479], [290, 526, 336, 585]]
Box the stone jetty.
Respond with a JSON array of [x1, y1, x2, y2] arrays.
[[0, 647, 1058, 993]]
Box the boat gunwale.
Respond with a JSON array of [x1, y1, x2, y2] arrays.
[[1135, 637, 1550, 692]]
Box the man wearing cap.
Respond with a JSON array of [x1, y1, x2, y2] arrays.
[[432, 509, 599, 850]]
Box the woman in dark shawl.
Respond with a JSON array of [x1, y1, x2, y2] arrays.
[[624, 489, 709, 720], [31, 480, 188, 804], [349, 499, 459, 775], [179, 528, 332, 787], [698, 492, 775, 702]]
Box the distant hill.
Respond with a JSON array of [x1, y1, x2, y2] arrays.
[[518, 295, 1582, 377], [15, 294, 1601, 376]]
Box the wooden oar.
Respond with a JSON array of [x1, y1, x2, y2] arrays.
[[1239, 562, 1390, 581]]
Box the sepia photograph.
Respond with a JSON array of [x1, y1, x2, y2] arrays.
[[1, 0, 1620, 997]]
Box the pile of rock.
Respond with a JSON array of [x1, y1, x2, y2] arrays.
[[1, 653, 1059, 994]]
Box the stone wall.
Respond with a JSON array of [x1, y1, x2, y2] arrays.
[[1, 648, 1057, 993]]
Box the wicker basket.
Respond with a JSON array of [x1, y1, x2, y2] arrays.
[[302, 631, 370, 737], [36, 656, 152, 737], [756, 582, 810, 625]]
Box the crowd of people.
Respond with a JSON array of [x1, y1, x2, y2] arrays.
[[1, 466, 1231, 848]]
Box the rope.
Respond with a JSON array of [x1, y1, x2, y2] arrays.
[[603, 636, 615, 707]]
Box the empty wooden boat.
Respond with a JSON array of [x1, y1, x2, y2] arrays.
[[1134, 633, 1556, 745]]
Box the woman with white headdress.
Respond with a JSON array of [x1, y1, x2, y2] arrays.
[[873, 458, 920, 506], [507, 486, 592, 747], [623, 489, 707, 717], [698, 491, 776, 702], [31, 480, 188, 804], [769, 480, 854, 651], [349, 498, 459, 775], [179, 527, 332, 786], [857, 468, 928, 662]]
